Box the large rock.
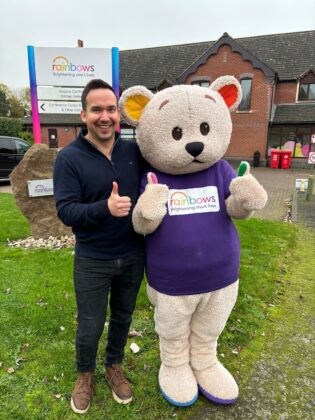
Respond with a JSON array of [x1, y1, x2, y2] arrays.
[[10, 144, 72, 239]]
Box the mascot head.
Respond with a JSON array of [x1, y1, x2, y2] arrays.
[[119, 76, 242, 175]]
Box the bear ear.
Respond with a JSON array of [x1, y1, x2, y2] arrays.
[[119, 86, 154, 126], [210, 76, 242, 112]]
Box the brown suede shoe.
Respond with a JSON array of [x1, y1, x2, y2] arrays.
[[70, 372, 95, 414], [106, 364, 132, 404]]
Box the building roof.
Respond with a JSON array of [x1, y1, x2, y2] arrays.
[[272, 104, 315, 124], [120, 30, 315, 89], [23, 31, 315, 127], [177, 33, 276, 82]]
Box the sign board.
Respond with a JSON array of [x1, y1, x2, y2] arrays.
[[311, 134, 315, 143], [295, 178, 308, 190], [27, 179, 54, 197], [38, 101, 82, 114], [37, 86, 83, 101], [308, 152, 315, 164], [295, 179, 308, 189], [34, 47, 112, 87]]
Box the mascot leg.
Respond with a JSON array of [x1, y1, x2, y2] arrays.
[[190, 281, 239, 405], [147, 285, 198, 407]]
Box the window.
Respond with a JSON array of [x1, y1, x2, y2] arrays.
[[298, 83, 315, 101], [191, 80, 210, 88], [297, 70, 315, 101], [268, 126, 315, 158], [15, 139, 30, 154], [238, 79, 252, 111], [0, 137, 15, 154]]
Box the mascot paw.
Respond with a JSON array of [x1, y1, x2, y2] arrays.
[[193, 361, 238, 405], [159, 363, 198, 407], [230, 174, 268, 211], [140, 183, 169, 221]]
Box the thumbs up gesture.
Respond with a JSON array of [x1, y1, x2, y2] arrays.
[[108, 181, 132, 217], [138, 172, 169, 221], [132, 172, 169, 235], [229, 162, 268, 212]]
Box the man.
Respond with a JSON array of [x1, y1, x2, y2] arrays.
[[53, 79, 145, 414]]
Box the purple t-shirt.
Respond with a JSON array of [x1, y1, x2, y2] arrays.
[[141, 160, 240, 296]]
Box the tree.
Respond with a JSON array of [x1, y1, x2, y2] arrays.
[[8, 95, 24, 118], [12, 87, 31, 116], [0, 84, 31, 118], [0, 86, 10, 117]]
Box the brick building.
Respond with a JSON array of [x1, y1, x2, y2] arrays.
[[24, 30, 315, 166]]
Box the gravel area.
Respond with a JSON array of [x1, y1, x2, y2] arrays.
[[7, 235, 74, 249]]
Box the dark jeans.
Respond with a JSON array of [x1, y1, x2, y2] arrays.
[[73, 252, 145, 372]]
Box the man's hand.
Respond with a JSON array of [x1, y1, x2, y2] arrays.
[[108, 182, 132, 217]]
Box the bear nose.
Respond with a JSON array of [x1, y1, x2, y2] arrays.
[[185, 142, 204, 157]]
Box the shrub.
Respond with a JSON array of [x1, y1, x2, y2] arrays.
[[18, 130, 34, 145], [0, 117, 23, 137]]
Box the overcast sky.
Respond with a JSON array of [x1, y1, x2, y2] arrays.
[[1, 0, 314, 90]]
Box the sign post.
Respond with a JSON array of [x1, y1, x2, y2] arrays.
[[27, 46, 41, 144]]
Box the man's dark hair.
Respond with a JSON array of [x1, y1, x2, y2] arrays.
[[81, 79, 117, 110]]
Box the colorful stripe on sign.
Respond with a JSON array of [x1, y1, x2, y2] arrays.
[[27, 46, 41, 144]]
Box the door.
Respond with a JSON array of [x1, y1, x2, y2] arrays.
[[48, 129, 58, 148]]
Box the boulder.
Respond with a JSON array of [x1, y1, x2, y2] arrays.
[[10, 144, 72, 239]]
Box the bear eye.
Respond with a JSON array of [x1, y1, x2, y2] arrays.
[[200, 122, 210, 136], [172, 126, 182, 141]]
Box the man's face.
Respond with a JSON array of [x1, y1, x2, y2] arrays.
[[80, 88, 120, 145]]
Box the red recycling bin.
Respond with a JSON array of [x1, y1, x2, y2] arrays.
[[270, 149, 281, 168], [281, 150, 291, 169]]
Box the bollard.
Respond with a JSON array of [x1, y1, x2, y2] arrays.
[[306, 175, 314, 201]]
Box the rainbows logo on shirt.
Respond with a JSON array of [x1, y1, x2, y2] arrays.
[[170, 191, 216, 206]]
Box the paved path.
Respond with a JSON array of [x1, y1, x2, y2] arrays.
[[0, 182, 12, 193], [250, 167, 314, 221], [292, 191, 315, 229]]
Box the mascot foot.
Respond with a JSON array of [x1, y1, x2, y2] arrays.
[[194, 361, 238, 405], [159, 363, 198, 407]]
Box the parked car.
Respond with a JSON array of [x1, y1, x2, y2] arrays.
[[0, 136, 31, 181]]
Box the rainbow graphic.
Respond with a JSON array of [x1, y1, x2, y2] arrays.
[[170, 191, 190, 206]]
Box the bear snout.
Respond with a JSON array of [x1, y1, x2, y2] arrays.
[[185, 142, 204, 158]]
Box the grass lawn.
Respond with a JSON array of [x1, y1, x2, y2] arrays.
[[0, 192, 299, 419]]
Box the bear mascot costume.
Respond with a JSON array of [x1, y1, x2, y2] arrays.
[[119, 76, 268, 407]]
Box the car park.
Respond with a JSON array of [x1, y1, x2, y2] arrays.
[[0, 136, 31, 181]]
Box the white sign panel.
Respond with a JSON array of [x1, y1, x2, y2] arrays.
[[37, 86, 83, 101], [308, 152, 315, 164], [38, 101, 82, 114], [168, 186, 220, 216], [311, 134, 315, 143], [295, 179, 308, 189], [34, 47, 112, 87], [27, 179, 54, 197]]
